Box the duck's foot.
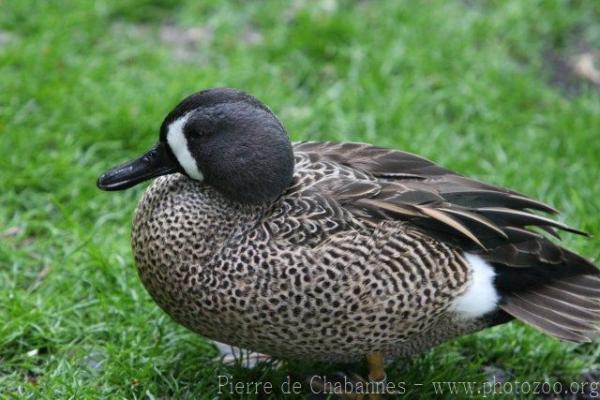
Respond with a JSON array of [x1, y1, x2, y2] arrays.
[[211, 341, 278, 368], [306, 361, 387, 400]]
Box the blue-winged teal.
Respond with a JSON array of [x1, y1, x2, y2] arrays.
[[98, 88, 600, 397]]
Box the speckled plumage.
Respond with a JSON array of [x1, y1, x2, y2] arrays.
[[99, 88, 600, 367], [132, 148, 503, 362]]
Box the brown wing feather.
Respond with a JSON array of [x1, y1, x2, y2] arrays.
[[294, 141, 585, 251]]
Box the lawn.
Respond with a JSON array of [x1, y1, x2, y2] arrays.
[[1, 0, 600, 398]]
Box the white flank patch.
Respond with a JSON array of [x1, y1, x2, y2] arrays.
[[166, 113, 204, 180], [450, 253, 499, 319]]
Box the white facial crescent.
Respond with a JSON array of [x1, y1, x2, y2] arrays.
[[166, 113, 204, 181]]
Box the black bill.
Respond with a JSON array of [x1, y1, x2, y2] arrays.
[[97, 142, 181, 191]]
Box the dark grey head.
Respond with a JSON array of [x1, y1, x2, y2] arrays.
[[97, 88, 295, 204]]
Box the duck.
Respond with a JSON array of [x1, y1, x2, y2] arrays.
[[98, 88, 600, 398]]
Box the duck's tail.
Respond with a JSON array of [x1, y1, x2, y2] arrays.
[[492, 249, 600, 342]]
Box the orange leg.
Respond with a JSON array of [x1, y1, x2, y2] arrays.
[[366, 352, 386, 400], [313, 353, 387, 399]]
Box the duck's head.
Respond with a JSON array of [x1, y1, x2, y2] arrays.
[[97, 88, 294, 204]]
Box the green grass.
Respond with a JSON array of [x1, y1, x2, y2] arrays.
[[2, 0, 600, 398]]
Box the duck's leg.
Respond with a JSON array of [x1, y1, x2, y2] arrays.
[[310, 353, 387, 399], [366, 352, 386, 400]]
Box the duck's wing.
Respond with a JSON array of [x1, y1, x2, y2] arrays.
[[294, 141, 585, 249], [294, 141, 600, 342]]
